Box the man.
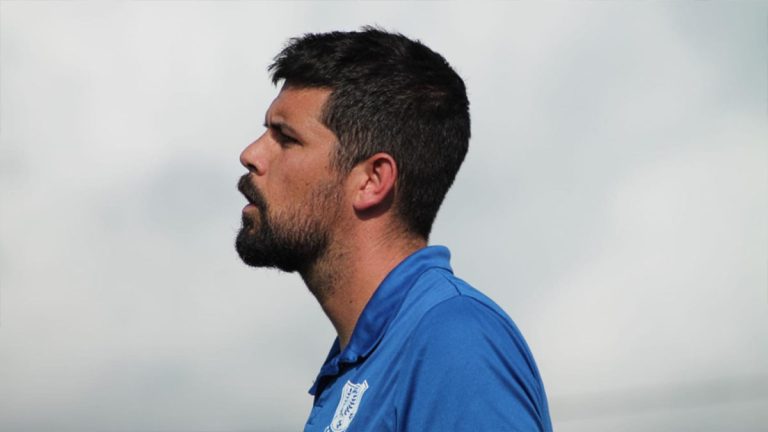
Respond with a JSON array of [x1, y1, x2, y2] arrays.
[[236, 28, 552, 432]]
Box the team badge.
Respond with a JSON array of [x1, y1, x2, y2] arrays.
[[325, 380, 369, 432]]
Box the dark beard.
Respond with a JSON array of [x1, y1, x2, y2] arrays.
[[235, 174, 331, 273]]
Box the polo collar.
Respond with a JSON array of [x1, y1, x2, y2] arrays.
[[308, 245, 453, 395]]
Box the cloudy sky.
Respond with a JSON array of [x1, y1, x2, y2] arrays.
[[1, 1, 766, 431]]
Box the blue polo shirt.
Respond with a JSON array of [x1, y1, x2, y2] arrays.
[[304, 246, 552, 432]]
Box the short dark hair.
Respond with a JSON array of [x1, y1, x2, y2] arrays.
[[269, 27, 470, 239]]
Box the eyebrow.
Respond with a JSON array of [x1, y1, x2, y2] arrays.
[[263, 119, 299, 138]]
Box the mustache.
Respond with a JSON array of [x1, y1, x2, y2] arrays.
[[237, 174, 267, 211]]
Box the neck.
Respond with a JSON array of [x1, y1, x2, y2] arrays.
[[300, 232, 426, 350]]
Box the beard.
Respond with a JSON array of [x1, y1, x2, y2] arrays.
[[235, 174, 341, 273]]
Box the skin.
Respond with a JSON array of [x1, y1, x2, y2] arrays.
[[239, 85, 426, 349]]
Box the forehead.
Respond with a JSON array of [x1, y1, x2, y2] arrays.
[[266, 85, 333, 129]]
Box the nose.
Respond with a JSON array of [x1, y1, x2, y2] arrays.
[[239, 132, 269, 175]]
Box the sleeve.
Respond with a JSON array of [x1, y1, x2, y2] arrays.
[[394, 295, 552, 432]]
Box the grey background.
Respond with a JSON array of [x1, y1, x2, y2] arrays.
[[1, 1, 766, 431]]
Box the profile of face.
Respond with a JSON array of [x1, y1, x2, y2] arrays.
[[236, 87, 344, 272]]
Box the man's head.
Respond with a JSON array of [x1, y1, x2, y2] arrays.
[[269, 27, 470, 239], [236, 28, 470, 271]]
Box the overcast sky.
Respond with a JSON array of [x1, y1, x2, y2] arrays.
[[1, 2, 767, 431]]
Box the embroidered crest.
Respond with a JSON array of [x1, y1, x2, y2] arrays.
[[326, 380, 369, 432]]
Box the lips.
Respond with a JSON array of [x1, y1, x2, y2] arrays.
[[238, 174, 266, 210]]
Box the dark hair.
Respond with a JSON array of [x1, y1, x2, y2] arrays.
[[269, 27, 470, 239]]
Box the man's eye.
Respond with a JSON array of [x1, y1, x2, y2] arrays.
[[275, 131, 298, 146]]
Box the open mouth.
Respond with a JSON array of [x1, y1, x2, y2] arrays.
[[238, 174, 263, 210]]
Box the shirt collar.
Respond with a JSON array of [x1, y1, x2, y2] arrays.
[[308, 245, 453, 395]]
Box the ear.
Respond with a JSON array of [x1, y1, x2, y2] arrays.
[[351, 152, 397, 212]]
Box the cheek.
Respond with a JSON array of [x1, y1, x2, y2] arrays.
[[285, 160, 332, 192], [270, 149, 338, 206]]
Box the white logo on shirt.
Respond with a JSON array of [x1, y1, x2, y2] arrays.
[[325, 380, 369, 432]]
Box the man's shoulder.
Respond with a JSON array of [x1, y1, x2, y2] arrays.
[[410, 273, 529, 352], [408, 268, 518, 334], [397, 268, 536, 367], [391, 270, 552, 431]]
